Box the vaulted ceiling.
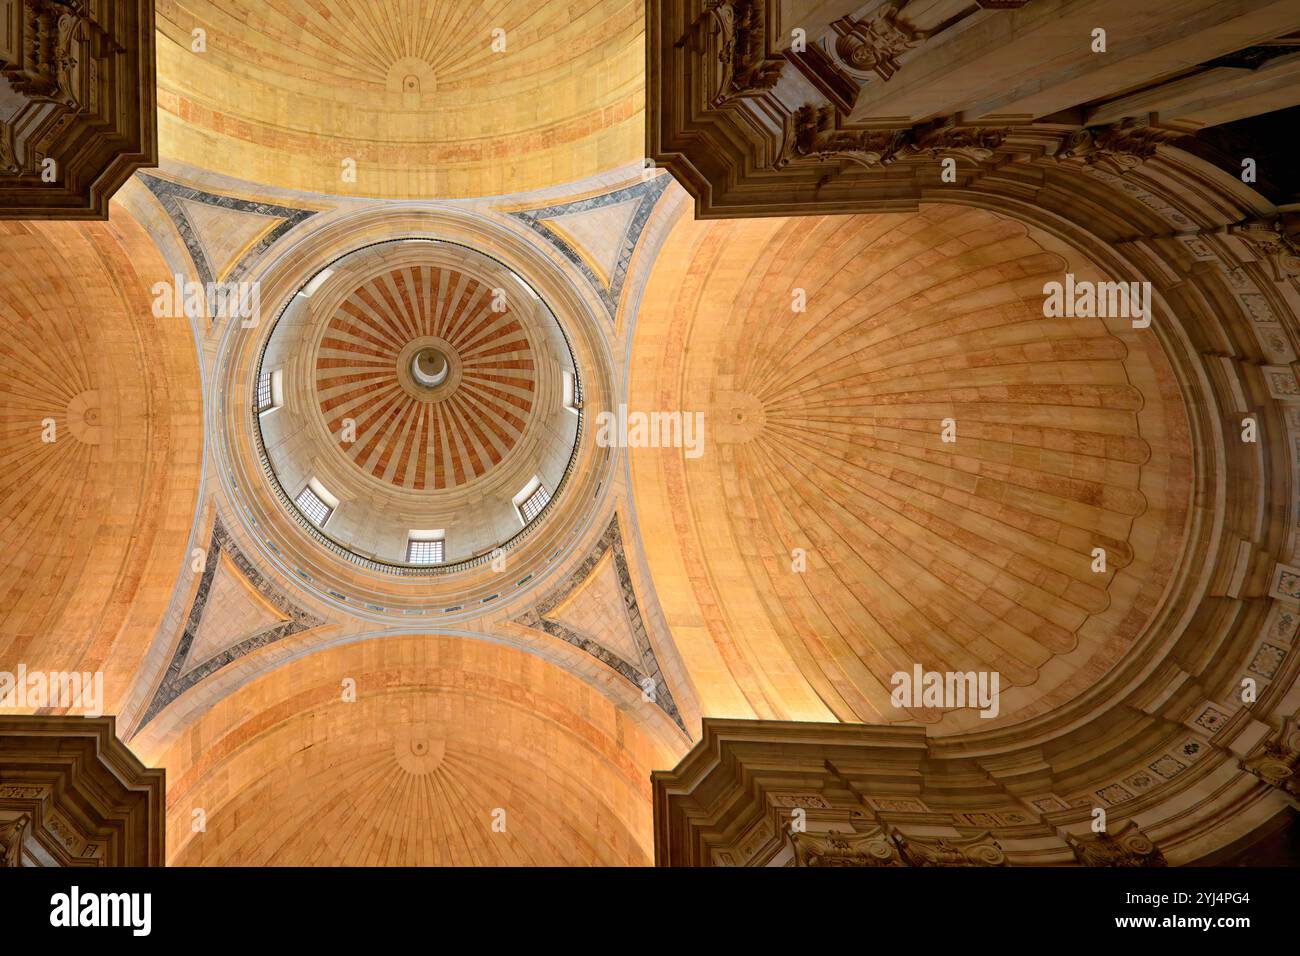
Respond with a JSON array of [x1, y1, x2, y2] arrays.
[[151, 634, 677, 865], [0, 0, 1297, 869], [0, 212, 203, 715], [155, 0, 646, 197], [630, 203, 1193, 733]]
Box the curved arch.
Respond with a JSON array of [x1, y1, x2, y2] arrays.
[[630, 202, 1196, 734], [0, 209, 204, 716], [156, 634, 681, 865], [156, 0, 646, 199]]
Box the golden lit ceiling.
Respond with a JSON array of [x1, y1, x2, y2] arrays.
[[257, 236, 581, 569], [155, 635, 680, 865], [155, 0, 645, 197], [631, 204, 1193, 734], [315, 263, 537, 491], [0, 0, 1292, 877], [0, 213, 203, 715]]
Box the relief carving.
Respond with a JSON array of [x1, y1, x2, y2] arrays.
[[831, 6, 928, 82], [781, 104, 906, 168], [1067, 822, 1167, 867], [1241, 717, 1300, 797], [791, 827, 904, 867], [1229, 215, 1300, 282], [792, 826, 1006, 866], [1057, 119, 1187, 175], [0, 815, 29, 866], [709, 0, 783, 103], [781, 105, 1005, 169], [897, 831, 1007, 867], [4, 0, 85, 104]]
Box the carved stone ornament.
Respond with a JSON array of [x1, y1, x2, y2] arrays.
[[709, 0, 783, 104], [0, 814, 30, 866], [1067, 822, 1168, 867], [1057, 119, 1188, 175], [791, 827, 904, 867], [1242, 717, 1300, 797], [897, 830, 1007, 867], [781, 105, 1006, 170], [831, 6, 928, 82], [1229, 215, 1300, 282], [791, 825, 1007, 867], [781, 104, 901, 167]]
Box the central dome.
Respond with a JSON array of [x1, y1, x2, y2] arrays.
[[313, 261, 537, 491], [256, 239, 581, 572]]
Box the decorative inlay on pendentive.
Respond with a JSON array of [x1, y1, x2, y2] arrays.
[[508, 174, 670, 319], [135, 515, 325, 732], [138, 172, 317, 312], [515, 514, 685, 731]]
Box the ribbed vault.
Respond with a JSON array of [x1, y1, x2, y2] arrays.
[[156, 0, 645, 197], [631, 204, 1193, 734], [156, 635, 679, 865]]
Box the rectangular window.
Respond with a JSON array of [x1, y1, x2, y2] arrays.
[[519, 483, 551, 523], [294, 483, 334, 527], [258, 368, 283, 415], [562, 369, 579, 412], [406, 537, 445, 564], [257, 369, 274, 412]]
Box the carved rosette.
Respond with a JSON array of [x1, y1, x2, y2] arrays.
[[1058, 119, 1188, 175], [1067, 822, 1168, 867]]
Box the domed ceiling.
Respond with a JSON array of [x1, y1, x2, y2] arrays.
[[314, 263, 537, 491], [154, 635, 679, 865], [631, 203, 1193, 735], [155, 0, 645, 197], [258, 239, 579, 569], [0, 212, 203, 716]]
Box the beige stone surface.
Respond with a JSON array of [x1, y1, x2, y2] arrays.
[[156, 0, 646, 198], [0, 208, 204, 715], [158, 634, 678, 865], [630, 204, 1193, 733]]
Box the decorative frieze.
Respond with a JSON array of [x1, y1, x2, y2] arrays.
[[781, 105, 1006, 169]]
